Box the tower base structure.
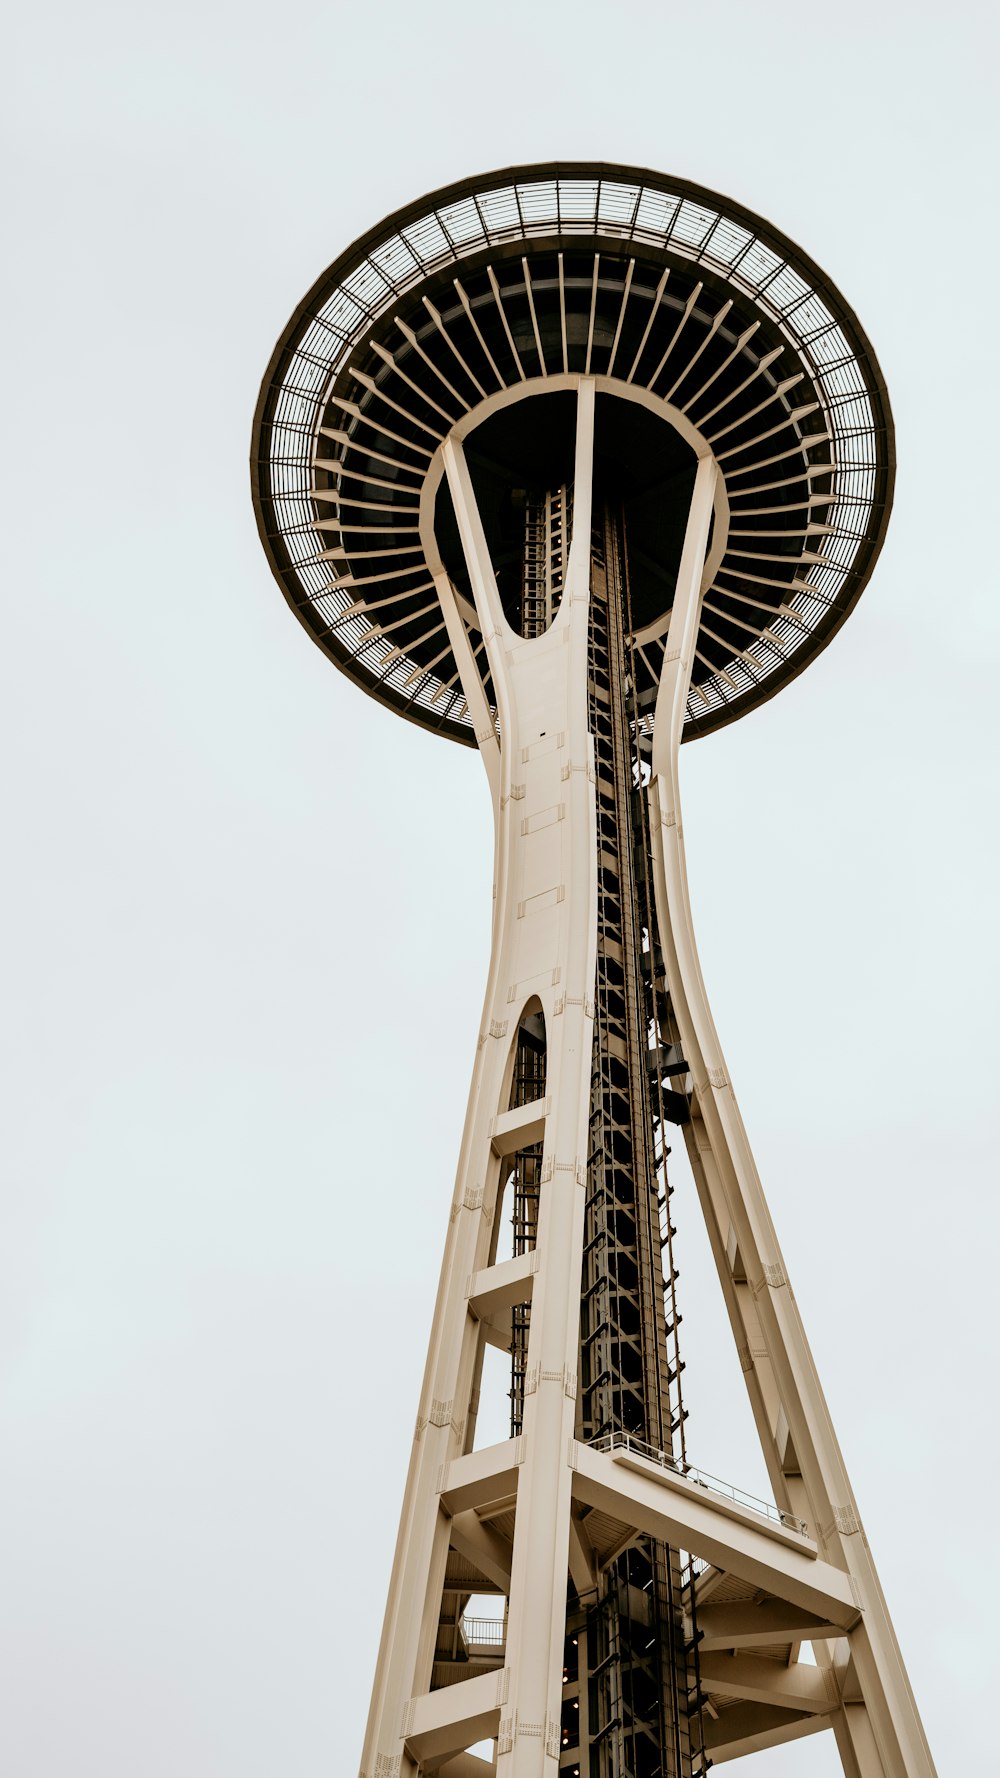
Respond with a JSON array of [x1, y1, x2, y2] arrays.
[[358, 384, 934, 1778]]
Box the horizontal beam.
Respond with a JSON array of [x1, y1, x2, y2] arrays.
[[696, 1598, 844, 1650], [440, 1439, 523, 1516], [403, 1668, 507, 1764], [610, 1446, 809, 1552], [698, 1651, 834, 1713], [490, 1097, 547, 1157], [704, 1700, 833, 1764], [429, 1658, 504, 1683], [467, 1251, 537, 1321], [570, 1443, 859, 1629]]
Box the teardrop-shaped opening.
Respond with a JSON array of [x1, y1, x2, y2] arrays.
[[434, 390, 699, 642], [507, 997, 547, 1109]]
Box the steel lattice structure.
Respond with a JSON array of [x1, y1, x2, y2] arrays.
[[251, 164, 933, 1778]]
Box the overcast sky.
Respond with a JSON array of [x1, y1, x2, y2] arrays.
[[4, 3, 997, 1773]]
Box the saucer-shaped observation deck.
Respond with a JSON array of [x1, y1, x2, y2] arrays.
[[251, 162, 893, 744]]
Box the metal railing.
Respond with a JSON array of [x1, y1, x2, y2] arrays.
[[461, 1615, 506, 1649], [589, 1430, 809, 1537]]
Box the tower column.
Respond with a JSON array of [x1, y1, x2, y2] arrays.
[[445, 385, 600, 1774], [361, 384, 605, 1776]]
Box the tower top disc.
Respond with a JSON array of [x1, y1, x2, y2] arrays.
[[251, 162, 894, 744]]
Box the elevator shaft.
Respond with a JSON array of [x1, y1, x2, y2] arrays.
[[552, 505, 698, 1778]]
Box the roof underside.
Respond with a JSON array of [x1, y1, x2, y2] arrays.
[[251, 164, 894, 745]]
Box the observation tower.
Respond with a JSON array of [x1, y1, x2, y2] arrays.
[[251, 164, 935, 1778]]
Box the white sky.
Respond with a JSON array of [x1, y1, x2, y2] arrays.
[[4, 3, 997, 1773]]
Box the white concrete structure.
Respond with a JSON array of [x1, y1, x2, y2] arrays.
[[252, 166, 934, 1778]]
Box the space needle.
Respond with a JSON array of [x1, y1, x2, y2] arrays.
[[252, 164, 933, 1778]]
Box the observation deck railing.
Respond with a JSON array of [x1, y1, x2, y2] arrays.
[[588, 1431, 809, 1538], [460, 1615, 506, 1650]]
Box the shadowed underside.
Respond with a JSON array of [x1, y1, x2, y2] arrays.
[[251, 162, 893, 747]]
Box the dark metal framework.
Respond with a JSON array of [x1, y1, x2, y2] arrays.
[[251, 163, 894, 749], [574, 503, 703, 1778]]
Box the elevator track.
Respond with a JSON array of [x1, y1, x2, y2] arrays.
[[558, 504, 707, 1778]]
